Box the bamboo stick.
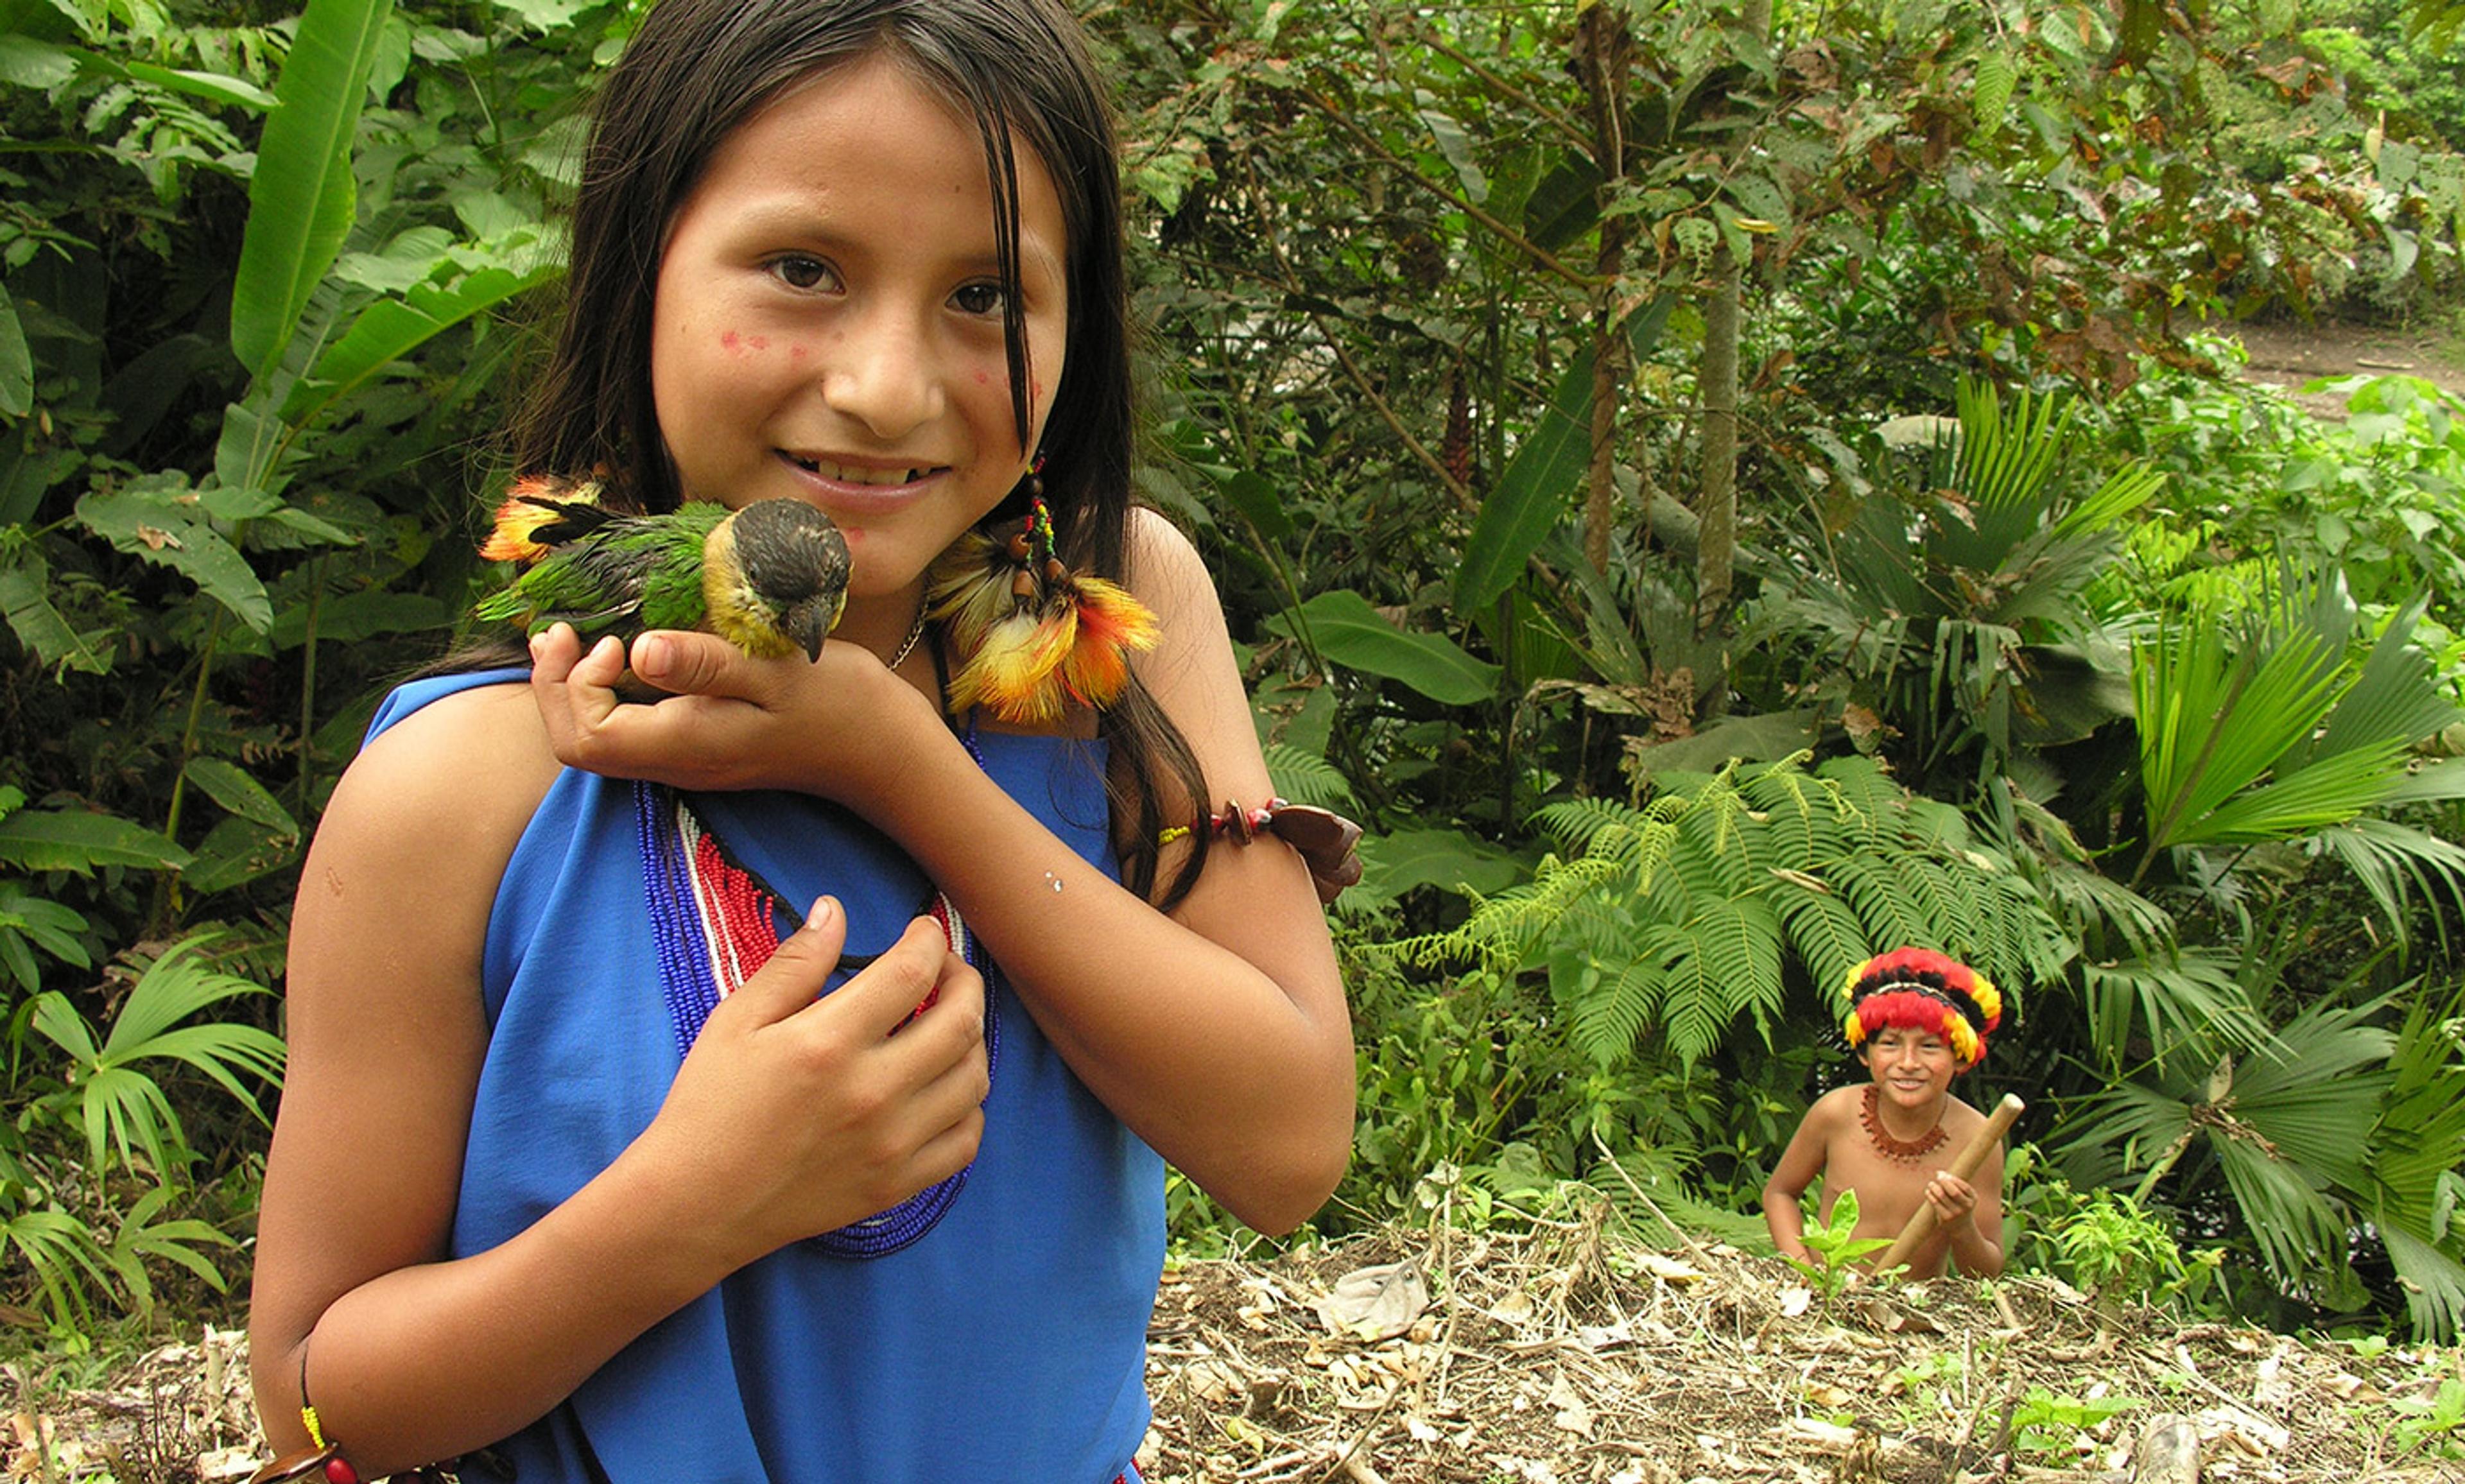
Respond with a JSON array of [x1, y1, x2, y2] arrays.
[[1877, 1092, 2025, 1275]]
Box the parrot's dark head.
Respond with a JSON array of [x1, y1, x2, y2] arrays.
[[703, 499, 852, 662]]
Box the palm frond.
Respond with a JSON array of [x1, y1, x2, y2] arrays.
[[2376, 1223, 2465, 1343], [2076, 949, 2270, 1074], [2310, 818, 2465, 951]]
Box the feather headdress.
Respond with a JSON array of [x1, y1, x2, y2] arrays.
[[1838, 946, 2005, 1068]]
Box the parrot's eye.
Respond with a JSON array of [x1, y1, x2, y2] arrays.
[[769, 254, 837, 292]]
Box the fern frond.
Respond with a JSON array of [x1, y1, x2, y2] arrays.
[[1773, 882, 1871, 1001], [1532, 796, 1648, 852], [1656, 898, 1786, 1069], [1261, 743, 1356, 809], [1570, 949, 1669, 1068]]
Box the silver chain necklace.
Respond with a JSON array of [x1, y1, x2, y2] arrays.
[[883, 606, 928, 670]]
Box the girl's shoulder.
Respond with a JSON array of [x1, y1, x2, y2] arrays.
[[1124, 506, 1216, 607], [318, 673, 562, 886]]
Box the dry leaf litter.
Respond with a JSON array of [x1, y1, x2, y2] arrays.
[[7, 1209, 2463, 1482]]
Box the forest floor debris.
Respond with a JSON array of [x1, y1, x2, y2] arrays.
[[9, 1214, 2462, 1483]]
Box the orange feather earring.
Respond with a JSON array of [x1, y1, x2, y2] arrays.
[[925, 472, 1159, 725]]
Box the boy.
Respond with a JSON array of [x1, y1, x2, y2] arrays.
[[1763, 948, 2009, 1279]]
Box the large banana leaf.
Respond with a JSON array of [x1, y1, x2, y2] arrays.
[[229, 0, 397, 381]]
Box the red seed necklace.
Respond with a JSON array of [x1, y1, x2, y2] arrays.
[[1860, 1085, 1948, 1164]]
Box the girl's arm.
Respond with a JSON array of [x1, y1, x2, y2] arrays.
[[531, 512, 1356, 1234], [249, 686, 989, 1476]]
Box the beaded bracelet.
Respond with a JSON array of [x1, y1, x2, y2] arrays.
[[246, 1344, 361, 1483], [1161, 797, 1363, 904]]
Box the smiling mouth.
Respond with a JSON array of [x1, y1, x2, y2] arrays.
[[785, 454, 938, 485]]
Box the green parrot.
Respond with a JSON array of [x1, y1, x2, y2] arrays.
[[475, 478, 852, 667]]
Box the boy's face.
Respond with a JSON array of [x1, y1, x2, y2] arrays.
[[1860, 1024, 1957, 1110]]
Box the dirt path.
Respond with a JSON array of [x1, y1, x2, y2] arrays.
[[2229, 318, 2465, 418]]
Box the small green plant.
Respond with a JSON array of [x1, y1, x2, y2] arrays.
[[1, 932, 285, 1327], [2391, 1377, 2465, 1459], [1783, 1188, 1893, 1299], [2010, 1386, 2136, 1462], [2046, 1189, 2188, 1306]]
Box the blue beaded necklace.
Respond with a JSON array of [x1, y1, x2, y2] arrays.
[[633, 711, 1000, 1260]]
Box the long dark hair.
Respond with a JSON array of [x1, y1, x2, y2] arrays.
[[503, 0, 1208, 902]]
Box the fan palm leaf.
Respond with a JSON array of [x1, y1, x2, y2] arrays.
[[2133, 571, 2451, 877]]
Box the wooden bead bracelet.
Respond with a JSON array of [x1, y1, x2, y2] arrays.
[[1161, 797, 1363, 904]]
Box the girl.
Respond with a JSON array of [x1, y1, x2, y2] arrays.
[[245, 1, 1356, 1480]]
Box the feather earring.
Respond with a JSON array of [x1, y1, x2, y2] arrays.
[[926, 467, 1158, 724]]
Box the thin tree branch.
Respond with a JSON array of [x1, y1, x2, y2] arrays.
[[1296, 86, 1600, 290]]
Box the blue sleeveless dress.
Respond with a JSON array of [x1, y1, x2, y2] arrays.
[[365, 670, 1161, 1483]]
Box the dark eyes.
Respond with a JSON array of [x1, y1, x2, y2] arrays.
[[950, 282, 1005, 316], [762, 257, 1007, 315], [769, 255, 836, 291]]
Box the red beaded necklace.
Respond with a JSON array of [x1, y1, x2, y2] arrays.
[[1860, 1085, 1948, 1164]]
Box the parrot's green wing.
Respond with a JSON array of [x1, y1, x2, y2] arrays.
[[474, 503, 727, 643]]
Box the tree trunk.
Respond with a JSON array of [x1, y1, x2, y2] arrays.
[[1697, 243, 1739, 634], [1577, 5, 1631, 580], [1695, 0, 1770, 639]]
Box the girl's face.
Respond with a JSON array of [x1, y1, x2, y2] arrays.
[[1862, 1025, 1956, 1108], [650, 55, 1069, 619]]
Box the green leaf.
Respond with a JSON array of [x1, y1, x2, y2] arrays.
[[0, 884, 89, 992], [0, 283, 30, 418], [1455, 347, 1593, 614], [270, 588, 450, 648], [1455, 300, 1668, 614], [183, 757, 298, 833], [0, 808, 191, 873], [280, 259, 560, 427], [132, 60, 275, 110], [1362, 827, 1523, 898], [1267, 589, 1500, 705], [490, 0, 603, 30], [1417, 107, 1487, 204], [1218, 469, 1292, 542], [1623, 709, 1824, 781], [0, 31, 75, 88], [74, 478, 273, 632], [1972, 50, 2016, 135], [229, 0, 399, 381], [0, 553, 108, 675], [181, 815, 303, 895], [1522, 153, 1600, 251]]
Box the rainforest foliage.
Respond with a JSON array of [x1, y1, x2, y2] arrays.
[[4, 0, 2465, 1345]]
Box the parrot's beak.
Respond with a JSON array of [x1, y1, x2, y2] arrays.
[[782, 597, 833, 663]]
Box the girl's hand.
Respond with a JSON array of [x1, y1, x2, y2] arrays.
[[1923, 1170, 1979, 1227], [526, 623, 934, 802], [634, 897, 989, 1268]]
